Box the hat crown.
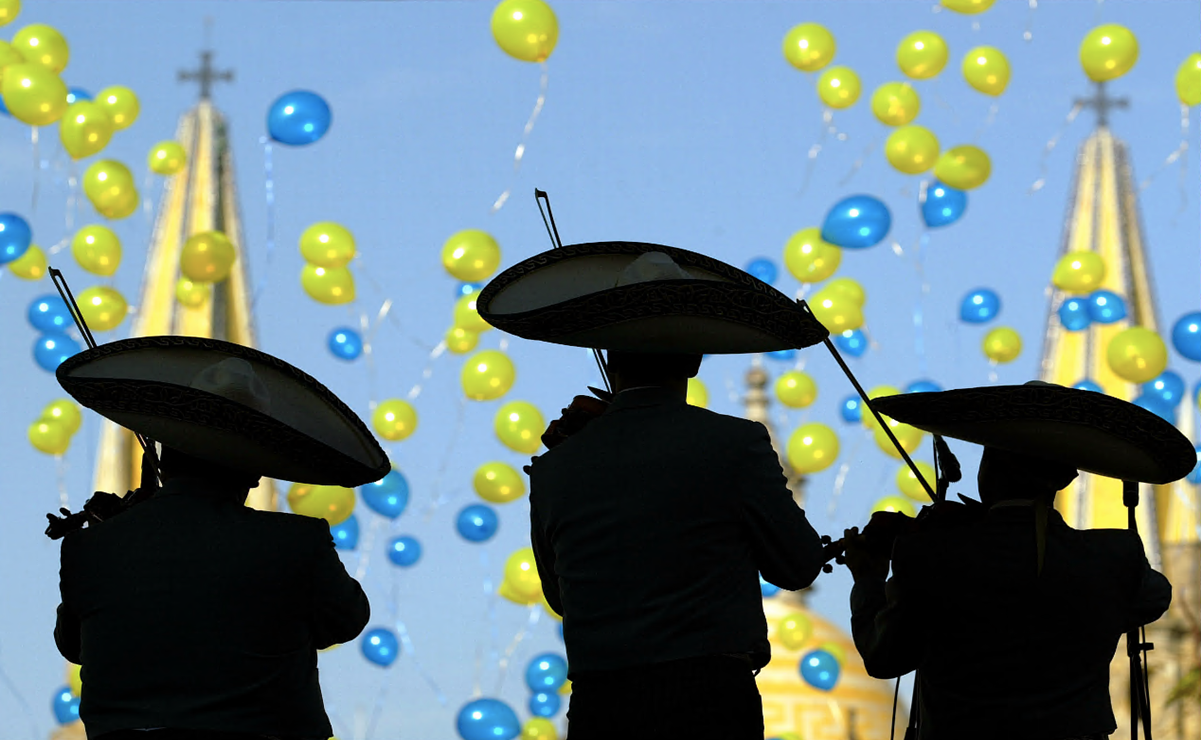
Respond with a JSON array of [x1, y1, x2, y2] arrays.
[[614, 251, 694, 287], [189, 358, 271, 414]]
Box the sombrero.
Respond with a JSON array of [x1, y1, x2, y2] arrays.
[[871, 381, 1195, 485], [56, 335, 390, 487], [475, 242, 829, 354]]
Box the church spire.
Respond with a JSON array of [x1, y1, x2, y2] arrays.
[[177, 21, 233, 102]]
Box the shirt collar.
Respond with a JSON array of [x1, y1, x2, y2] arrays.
[[607, 385, 687, 411]]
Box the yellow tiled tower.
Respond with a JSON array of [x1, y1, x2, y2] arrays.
[[1041, 82, 1200, 740]]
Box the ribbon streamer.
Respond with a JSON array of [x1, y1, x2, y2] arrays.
[[837, 133, 882, 187], [493, 604, 541, 695], [1138, 103, 1191, 219], [798, 107, 848, 197], [491, 62, 549, 214], [828, 427, 869, 520], [30, 127, 42, 215], [973, 101, 1001, 143], [1023, 0, 1038, 42], [1028, 103, 1083, 194], [250, 138, 275, 311], [420, 393, 465, 521]]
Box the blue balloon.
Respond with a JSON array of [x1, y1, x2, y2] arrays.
[[1057, 297, 1092, 332], [361, 627, 401, 667], [821, 195, 892, 249], [456, 503, 499, 543], [1171, 312, 1201, 362], [35, 333, 81, 373], [0, 94, 8, 116], [327, 326, 363, 361], [525, 653, 568, 693], [1133, 394, 1175, 423], [360, 469, 409, 519], [1072, 379, 1104, 394], [66, 88, 92, 104], [1187, 445, 1201, 485], [456, 698, 521, 740], [457, 281, 485, 298], [765, 348, 796, 362], [267, 90, 332, 146], [556, 622, 564, 642], [745, 257, 778, 285], [330, 514, 360, 550], [760, 574, 780, 598], [799, 649, 841, 691], [959, 289, 1000, 324], [905, 380, 942, 394], [921, 181, 968, 228], [1086, 290, 1126, 324], [29, 294, 73, 332], [0, 212, 32, 265], [529, 691, 561, 718], [1143, 371, 1185, 408], [52, 686, 79, 725], [833, 328, 868, 357], [387, 535, 422, 567], [839, 394, 862, 423]]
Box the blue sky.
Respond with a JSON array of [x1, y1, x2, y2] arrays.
[[1, 1, 1198, 738]]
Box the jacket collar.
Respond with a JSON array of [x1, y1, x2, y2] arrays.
[[604, 385, 688, 412], [154, 476, 251, 501]]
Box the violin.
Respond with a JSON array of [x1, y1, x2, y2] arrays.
[[46, 440, 160, 540], [540, 386, 613, 449]]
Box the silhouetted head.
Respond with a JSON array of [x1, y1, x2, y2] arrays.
[[976, 446, 1078, 505], [605, 350, 703, 394], [159, 445, 262, 500]]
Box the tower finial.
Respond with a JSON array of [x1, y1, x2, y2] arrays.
[[1073, 80, 1129, 129], [178, 22, 234, 102]]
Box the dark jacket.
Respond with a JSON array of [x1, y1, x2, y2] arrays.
[[850, 502, 1172, 740], [529, 386, 825, 675], [55, 476, 370, 740]]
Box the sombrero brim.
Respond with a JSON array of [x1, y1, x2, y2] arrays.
[[871, 385, 1195, 485], [57, 336, 390, 487], [476, 242, 829, 354]]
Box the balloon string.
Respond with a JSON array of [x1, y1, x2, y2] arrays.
[[56, 454, 69, 511], [0, 643, 41, 740], [929, 76, 960, 126], [353, 516, 385, 583], [481, 548, 499, 696], [66, 162, 79, 237], [491, 62, 549, 214], [914, 231, 930, 378], [394, 616, 448, 705], [250, 137, 275, 312], [419, 392, 465, 522], [828, 427, 869, 520], [1138, 103, 1190, 216], [972, 101, 1001, 143], [30, 126, 41, 215], [1023, 0, 1038, 42], [799, 107, 846, 198], [1028, 102, 1083, 194], [837, 133, 882, 187], [493, 604, 541, 695], [987, 358, 999, 384]]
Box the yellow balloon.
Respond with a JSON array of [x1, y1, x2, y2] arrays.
[[962, 46, 1010, 97], [873, 418, 924, 460], [783, 23, 836, 73], [861, 385, 902, 432], [872, 495, 918, 517], [7, 242, 45, 279], [1176, 54, 1201, 107], [491, 0, 559, 63], [67, 662, 82, 697], [82, 159, 136, 218], [776, 371, 817, 409], [495, 400, 545, 454], [540, 588, 561, 621], [783, 227, 841, 284], [474, 461, 526, 504], [822, 277, 866, 307], [941, 0, 995, 13], [870, 82, 920, 127], [982, 326, 1022, 364], [301, 264, 356, 305], [12, 23, 67, 72], [181, 231, 236, 282], [77, 285, 127, 332], [462, 349, 516, 401], [42, 398, 82, 436], [498, 576, 538, 606], [933, 145, 991, 190], [817, 641, 847, 664], [896, 461, 935, 501], [446, 325, 480, 354], [816, 66, 861, 109], [148, 140, 186, 175], [559, 678, 571, 695], [686, 377, 708, 408], [1051, 250, 1106, 293], [522, 717, 558, 740], [1080, 25, 1138, 83], [175, 277, 212, 308], [1106, 327, 1168, 383], [777, 612, 813, 650], [885, 125, 940, 175], [809, 289, 864, 333], [454, 293, 493, 334], [0, 39, 24, 77], [59, 100, 113, 160], [0, 0, 19, 27], [95, 85, 139, 130], [0, 62, 67, 125], [71, 225, 121, 276], [372, 399, 418, 441], [504, 547, 543, 600], [300, 221, 356, 269], [288, 484, 355, 526], [896, 31, 948, 80], [29, 418, 69, 455], [442, 229, 501, 282], [787, 422, 839, 474]]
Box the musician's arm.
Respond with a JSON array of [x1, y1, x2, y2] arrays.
[[55, 536, 82, 664], [530, 500, 562, 617], [849, 537, 926, 679]]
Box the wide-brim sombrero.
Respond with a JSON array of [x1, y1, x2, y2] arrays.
[[475, 242, 829, 354], [56, 335, 390, 487], [871, 383, 1195, 485]]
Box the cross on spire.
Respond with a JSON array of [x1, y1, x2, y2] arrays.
[[1074, 80, 1128, 128], [179, 39, 233, 102]]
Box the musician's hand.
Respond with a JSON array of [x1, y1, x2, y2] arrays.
[[841, 526, 890, 581]]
